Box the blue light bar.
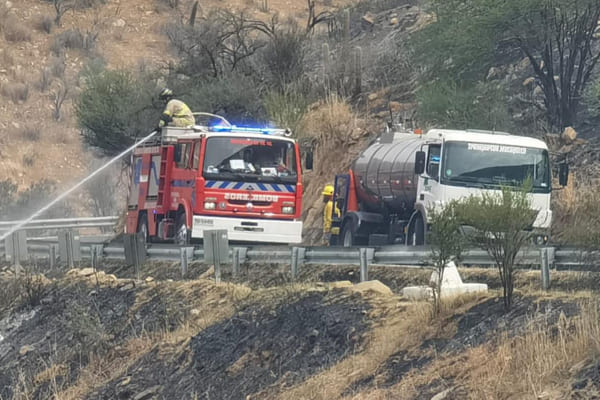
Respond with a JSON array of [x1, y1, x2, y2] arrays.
[[211, 124, 279, 134]]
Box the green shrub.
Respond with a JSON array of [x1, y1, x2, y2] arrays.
[[76, 67, 161, 156]]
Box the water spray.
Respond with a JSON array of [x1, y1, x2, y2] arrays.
[[0, 130, 159, 242]]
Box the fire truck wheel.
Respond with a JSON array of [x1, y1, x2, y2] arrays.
[[175, 213, 190, 245], [137, 213, 149, 243]]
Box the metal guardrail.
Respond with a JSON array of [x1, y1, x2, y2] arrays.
[[0, 216, 119, 232], [0, 216, 597, 276]]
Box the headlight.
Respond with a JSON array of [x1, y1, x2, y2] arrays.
[[204, 202, 216, 210], [282, 206, 295, 214]]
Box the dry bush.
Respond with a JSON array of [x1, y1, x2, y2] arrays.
[[0, 82, 30, 103], [469, 300, 600, 399], [3, 19, 32, 42], [49, 55, 66, 78], [552, 173, 600, 248], [22, 125, 41, 141], [22, 151, 36, 167], [38, 67, 53, 92], [35, 15, 54, 34], [0, 49, 15, 69], [50, 28, 98, 55]]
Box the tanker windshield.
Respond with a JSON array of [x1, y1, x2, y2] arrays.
[[442, 141, 550, 193], [203, 137, 297, 183]]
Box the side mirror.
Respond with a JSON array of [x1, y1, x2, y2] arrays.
[[559, 163, 569, 186], [305, 151, 314, 170], [415, 151, 426, 174]]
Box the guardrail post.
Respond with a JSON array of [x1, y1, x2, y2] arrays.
[[540, 247, 552, 290], [359, 248, 373, 282], [232, 247, 247, 277], [48, 244, 57, 269], [124, 233, 147, 280], [290, 247, 306, 280], [204, 230, 228, 284], [6, 231, 27, 267], [58, 230, 72, 268]]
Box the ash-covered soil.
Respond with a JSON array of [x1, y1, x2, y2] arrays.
[[88, 292, 370, 400]]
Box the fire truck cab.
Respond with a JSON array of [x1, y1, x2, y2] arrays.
[[126, 116, 304, 245]]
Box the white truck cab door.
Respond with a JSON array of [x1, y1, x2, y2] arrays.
[[416, 144, 442, 215]]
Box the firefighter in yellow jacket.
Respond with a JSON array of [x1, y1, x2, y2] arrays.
[[158, 88, 195, 128], [322, 184, 340, 246]]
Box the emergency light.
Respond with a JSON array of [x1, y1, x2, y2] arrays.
[[211, 124, 292, 137]]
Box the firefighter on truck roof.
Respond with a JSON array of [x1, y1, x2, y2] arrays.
[[157, 88, 195, 129]]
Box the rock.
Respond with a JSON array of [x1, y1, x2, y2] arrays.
[[561, 126, 577, 144], [190, 308, 201, 316], [199, 266, 214, 279], [78, 268, 96, 277], [113, 18, 126, 27], [522, 77, 535, 86], [5, 1, 12, 9], [389, 17, 399, 26], [486, 66, 502, 81], [353, 280, 393, 296], [145, 276, 154, 283], [367, 92, 378, 101], [361, 12, 375, 26], [133, 385, 161, 400], [431, 388, 453, 400], [328, 281, 353, 289], [118, 376, 131, 386], [119, 283, 134, 291], [19, 345, 34, 356], [308, 329, 319, 338], [517, 57, 531, 71]]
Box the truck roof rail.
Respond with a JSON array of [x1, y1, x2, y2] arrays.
[[466, 129, 512, 136]]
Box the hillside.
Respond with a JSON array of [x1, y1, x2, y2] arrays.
[[1, 262, 599, 399]]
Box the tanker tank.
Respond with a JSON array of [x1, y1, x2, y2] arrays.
[[351, 131, 423, 217]]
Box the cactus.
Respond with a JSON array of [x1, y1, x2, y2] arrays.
[[259, 0, 269, 13], [342, 9, 350, 41], [322, 43, 330, 87], [353, 46, 363, 95], [189, 1, 198, 26]]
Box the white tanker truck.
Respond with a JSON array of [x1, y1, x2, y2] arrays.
[[330, 128, 569, 247]]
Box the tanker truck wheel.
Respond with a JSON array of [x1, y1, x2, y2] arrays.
[[341, 225, 355, 247]]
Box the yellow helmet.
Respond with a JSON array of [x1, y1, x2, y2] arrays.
[[322, 184, 334, 196]]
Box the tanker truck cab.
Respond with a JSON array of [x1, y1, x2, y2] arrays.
[[411, 129, 554, 245], [332, 128, 562, 247]]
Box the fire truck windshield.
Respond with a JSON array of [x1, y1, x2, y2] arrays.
[[203, 137, 297, 183]]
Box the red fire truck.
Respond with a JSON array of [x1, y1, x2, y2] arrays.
[[125, 116, 306, 244]]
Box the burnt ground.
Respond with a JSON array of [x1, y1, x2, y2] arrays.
[[88, 292, 370, 400], [343, 295, 581, 396], [0, 281, 135, 399], [572, 359, 600, 399], [0, 276, 217, 399]]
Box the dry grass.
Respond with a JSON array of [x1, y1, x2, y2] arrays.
[[466, 299, 600, 399], [3, 19, 32, 42], [301, 94, 367, 146], [1, 82, 29, 104]]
